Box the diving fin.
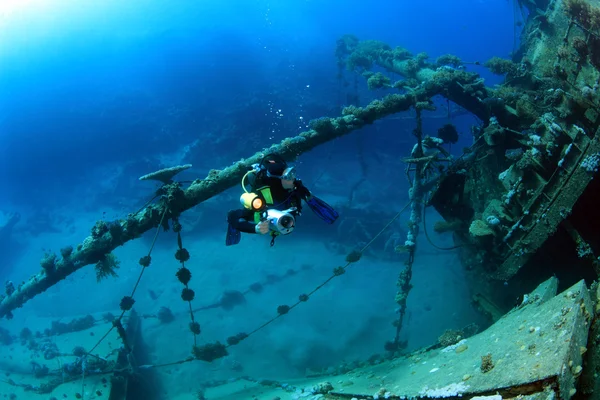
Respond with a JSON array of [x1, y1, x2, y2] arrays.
[[306, 196, 339, 224], [226, 223, 241, 246]]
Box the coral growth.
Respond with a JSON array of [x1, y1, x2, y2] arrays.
[[192, 342, 228, 362], [108, 221, 125, 241], [60, 246, 73, 259], [438, 329, 463, 347], [95, 253, 120, 282], [469, 220, 494, 237], [484, 57, 518, 76], [181, 288, 195, 302], [175, 248, 190, 262], [404, 59, 420, 75], [248, 282, 263, 294], [335, 34, 359, 59], [91, 221, 109, 239], [226, 332, 248, 346], [176, 267, 192, 285], [189, 322, 201, 334], [437, 123, 459, 144], [367, 72, 391, 90], [4, 281, 15, 296], [139, 255, 151, 267], [436, 54, 463, 68], [72, 346, 87, 357], [392, 46, 413, 60], [564, 0, 600, 31], [40, 252, 57, 275], [346, 40, 391, 71], [481, 353, 495, 372], [309, 117, 336, 135], [119, 296, 135, 311], [346, 250, 362, 263], [573, 37, 589, 59]]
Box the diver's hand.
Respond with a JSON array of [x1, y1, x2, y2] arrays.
[[255, 221, 270, 234]]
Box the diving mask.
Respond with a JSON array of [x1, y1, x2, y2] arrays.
[[267, 166, 297, 181]]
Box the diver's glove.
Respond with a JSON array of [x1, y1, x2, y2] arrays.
[[294, 179, 312, 199], [254, 221, 270, 235]]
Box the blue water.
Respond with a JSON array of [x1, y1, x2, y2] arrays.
[[0, 0, 521, 397]]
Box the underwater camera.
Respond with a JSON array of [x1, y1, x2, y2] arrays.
[[240, 193, 296, 235], [265, 208, 296, 235]]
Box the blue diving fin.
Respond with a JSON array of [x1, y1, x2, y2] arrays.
[[306, 196, 339, 224], [226, 223, 241, 246]]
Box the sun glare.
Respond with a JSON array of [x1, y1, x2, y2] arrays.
[[0, 0, 40, 17], [0, 0, 55, 30]]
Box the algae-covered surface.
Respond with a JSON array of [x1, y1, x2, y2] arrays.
[[204, 280, 591, 399]]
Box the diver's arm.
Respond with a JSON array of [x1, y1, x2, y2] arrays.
[[294, 179, 312, 200], [227, 209, 258, 234]]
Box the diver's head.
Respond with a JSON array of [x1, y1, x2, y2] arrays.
[[261, 155, 297, 189], [269, 166, 296, 189]]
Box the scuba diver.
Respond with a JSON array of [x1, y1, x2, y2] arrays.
[[226, 154, 339, 246]]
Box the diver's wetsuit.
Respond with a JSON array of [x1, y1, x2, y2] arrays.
[[227, 179, 306, 234]]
